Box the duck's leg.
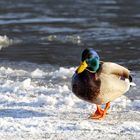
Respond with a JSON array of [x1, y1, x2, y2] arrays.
[[90, 102, 110, 120], [89, 105, 104, 118]]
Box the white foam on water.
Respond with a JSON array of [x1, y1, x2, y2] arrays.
[[0, 61, 139, 140], [42, 35, 82, 45]]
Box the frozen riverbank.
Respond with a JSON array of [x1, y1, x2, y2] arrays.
[[0, 61, 139, 140]]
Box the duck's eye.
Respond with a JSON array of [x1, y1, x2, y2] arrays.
[[87, 54, 92, 59], [89, 54, 94, 58]]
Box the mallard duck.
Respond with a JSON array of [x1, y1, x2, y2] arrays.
[[72, 48, 136, 120]]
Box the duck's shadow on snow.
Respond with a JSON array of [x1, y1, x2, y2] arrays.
[[0, 109, 47, 118]]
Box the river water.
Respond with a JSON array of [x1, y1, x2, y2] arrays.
[[0, 0, 140, 70]]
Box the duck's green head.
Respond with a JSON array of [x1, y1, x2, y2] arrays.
[[76, 48, 100, 74]]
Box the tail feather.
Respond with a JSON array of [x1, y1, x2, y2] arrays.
[[129, 75, 133, 82], [129, 75, 136, 87], [130, 82, 136, 87], [120, 74, 136, 87]]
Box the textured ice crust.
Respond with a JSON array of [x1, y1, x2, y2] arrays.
[[0, 62, 139, 140]]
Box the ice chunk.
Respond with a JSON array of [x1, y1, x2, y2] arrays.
[[21, 78, 31, 89], [0, 35, 13, 50], [31, 68, 46, 78]]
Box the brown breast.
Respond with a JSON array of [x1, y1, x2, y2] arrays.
[[72, 70, 101, 103]]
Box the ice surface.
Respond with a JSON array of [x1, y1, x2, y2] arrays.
[[0, 35, 14, 50], [0, 61, 139, 140]]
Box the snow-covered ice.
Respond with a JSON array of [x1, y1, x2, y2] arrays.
[[0, 61, 139, 140]]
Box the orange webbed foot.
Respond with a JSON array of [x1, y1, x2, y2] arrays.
[[90, 102, 110, 120]]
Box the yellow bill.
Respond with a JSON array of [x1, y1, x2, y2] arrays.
[[76, 60, 88, 74]]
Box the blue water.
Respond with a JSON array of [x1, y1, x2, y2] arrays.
[[0, 0, 140, 70]]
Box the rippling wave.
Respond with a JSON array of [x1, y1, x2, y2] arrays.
[[0, 0, 139, 70]]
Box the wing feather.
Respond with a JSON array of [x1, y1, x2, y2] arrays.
[[101, 62, 130, 78]]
